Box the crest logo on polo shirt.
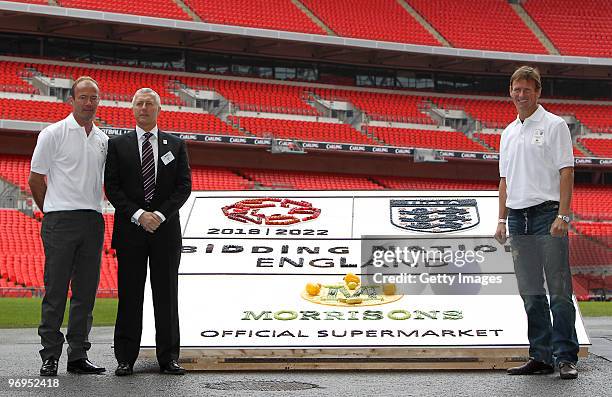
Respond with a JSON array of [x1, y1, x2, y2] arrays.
[[390, 199, 480, 233]]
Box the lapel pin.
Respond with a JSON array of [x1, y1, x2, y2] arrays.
[[162, 139, 167, 145]]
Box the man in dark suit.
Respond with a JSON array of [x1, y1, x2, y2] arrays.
[[104, 88, 191, 376]]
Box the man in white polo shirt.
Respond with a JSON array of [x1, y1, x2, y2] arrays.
[[29, 76, 108, 376], [495, 66, 578, 379]]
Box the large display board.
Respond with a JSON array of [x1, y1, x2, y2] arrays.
[[139, 191, 589, 369]]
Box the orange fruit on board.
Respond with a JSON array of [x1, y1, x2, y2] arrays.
[[305, 282, 321, 296], [383, 283, 397, 295], [343, 273, 360, 285]]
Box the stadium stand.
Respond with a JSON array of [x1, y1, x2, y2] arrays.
[[569, 230, 611, 268], [0, 98, 243, 135], [300, 0, 439, 45], [228, 116, 377, 145], [0, 210, 43, 289], [475, 132, 588, 158], [578, 138, 612, 158], [190, 166, 254, 191], [572, 185, 612, 221], [242, 169, 383, 190], [0, 61, 38, 94], [431, 97, 514, 130], [546, 103, 612, 134], [0, 154, 32, 194], [33, 63, 183, 105], [370, 127, 488, 152], [183, 0, 326, 34], [179, 77, 319, 116], [0, 98, 71, 124], [96, 106, 243, 135], [375, 176, 497, 190], [314, 88, 436, 124], [523, 0, 612, 57], [407, 0, 548, 54], [57, 0, 192, 21], [4, 0, 48, 4]]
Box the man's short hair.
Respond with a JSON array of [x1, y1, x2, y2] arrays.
[[70, 76, 99, 98], [510, 66, 542, 90], [132, 88, 161, 107]]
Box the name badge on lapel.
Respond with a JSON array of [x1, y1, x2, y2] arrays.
[[161, 151, 175, 165]]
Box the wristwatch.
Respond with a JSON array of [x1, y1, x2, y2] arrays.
[[557, 214, 571, 223], [498, 219, 507, 224]]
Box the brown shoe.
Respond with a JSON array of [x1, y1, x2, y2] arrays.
[[507, 359, 554, 375]]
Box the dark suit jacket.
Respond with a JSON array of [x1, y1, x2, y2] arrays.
[[104, 130, 192, 249]]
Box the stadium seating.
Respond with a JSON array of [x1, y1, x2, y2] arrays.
[[572, 185, 612, 221], [370, 126, 488, 152], [96, 106, 243, 135], [57, 0, 192, 20], [432, 97, 515, 130], [300, 0, 439, 45], [546, 103, 612, 134], [0, 61, 38, 94], [4, 0, 48, 4], [432, 96, 612, 137], [0, 209, 43, 290], [523, 0, 612, 57], [314, 88, 436, 124], [242, 168, 383, 190], [229, 116, 377, 145], [578, 138, 612, 158], [375, 176, 498, 190], [183, 0, 326, 34], [407, 0, 547, 54], [0, 208, 118, 295], [0, 98, 242, 135], [190, 166, 254, 191], [180, 77, 319, 116], [32, 63, 183, 105], [0, 98, 71, 123], [569, 230, 611, 268], [475, 132, 588, 157], [0, 154, 32, 194]]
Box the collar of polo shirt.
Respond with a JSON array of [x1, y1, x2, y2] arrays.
[[514, 104, 545, 125]]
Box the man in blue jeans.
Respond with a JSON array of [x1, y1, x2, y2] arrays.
[[494, 66, 579, 379]]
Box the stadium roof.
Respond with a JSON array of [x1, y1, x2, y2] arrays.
[[1, 1, 611, 80]]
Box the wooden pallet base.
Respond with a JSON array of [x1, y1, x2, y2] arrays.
[[140, 346, 589, 371]]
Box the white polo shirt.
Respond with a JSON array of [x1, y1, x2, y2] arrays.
[[31, 113, 108, 213], [499, 105, 574, 210]]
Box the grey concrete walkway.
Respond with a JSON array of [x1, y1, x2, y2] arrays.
[[0, 318, 610, 396]]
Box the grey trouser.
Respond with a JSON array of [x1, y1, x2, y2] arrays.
[[38, 210, 104, 362]]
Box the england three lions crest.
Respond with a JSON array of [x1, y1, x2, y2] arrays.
[[390, 199, 480, 233]]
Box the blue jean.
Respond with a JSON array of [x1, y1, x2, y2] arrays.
[[508, 201, 579, 365]]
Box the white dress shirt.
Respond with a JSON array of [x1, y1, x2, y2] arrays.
[[131, 125, 166, 225]]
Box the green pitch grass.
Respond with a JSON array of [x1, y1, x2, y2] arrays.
[[0, 298, 117, 328], [578, 301, 612, 317], [0, 298, 609, 328]]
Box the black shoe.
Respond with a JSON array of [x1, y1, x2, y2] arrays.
[[507, 359, 554, 375], [159, 360, 185, 375], [40, 358, 58, 376], [67, 359, 106, 374], [115, 362, 133, 376], [559, 362, 578, 379]]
